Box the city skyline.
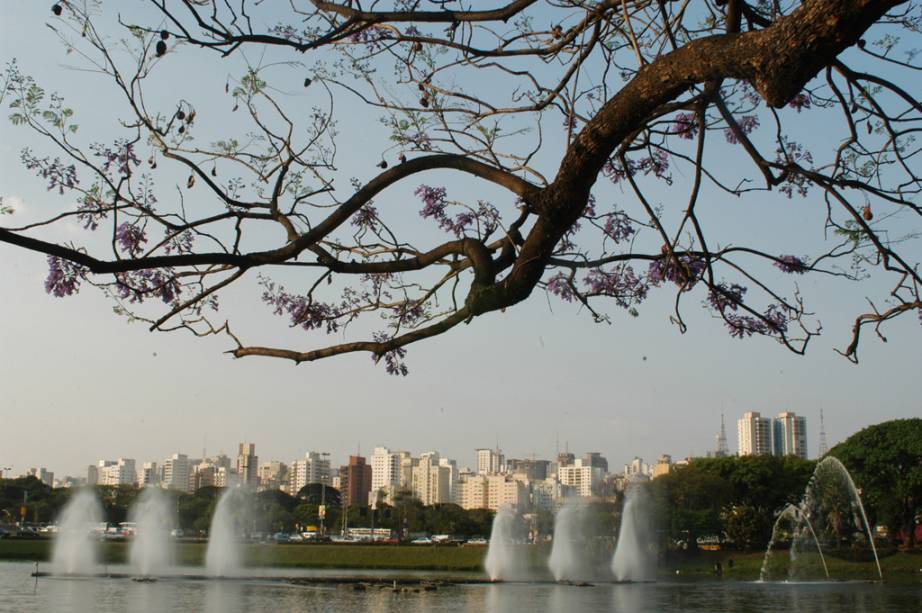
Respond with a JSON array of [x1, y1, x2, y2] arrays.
[[0, 409, 856, 485]]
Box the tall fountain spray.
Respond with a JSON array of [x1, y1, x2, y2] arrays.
[[129, 487, 174, 577], [485, 506, 526, 581], [547, 503, 594, 582], [611, 485, 654, 582], [205, 488, 244, 577], [51, 488, 103, 575], [760, 456, 882, 582]]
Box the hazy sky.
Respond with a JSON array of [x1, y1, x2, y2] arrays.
[[1, 2, 919, 479]]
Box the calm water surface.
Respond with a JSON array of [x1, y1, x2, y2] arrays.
[[0, 562, 919, 612]]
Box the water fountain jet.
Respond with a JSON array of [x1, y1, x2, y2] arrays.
[[611, 485, 654, 582], [51, 488, 102, 575], [205, 487, 245, 577], [485, 506, 527, 581], [129, 487, 174, 577]]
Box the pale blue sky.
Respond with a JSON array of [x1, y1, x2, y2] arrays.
[[0, 1, 918, 479]]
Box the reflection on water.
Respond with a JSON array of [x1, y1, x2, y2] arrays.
[[0, 562, 919, 613]]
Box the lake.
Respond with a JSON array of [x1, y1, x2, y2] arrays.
[[0, 562, 919, 612]]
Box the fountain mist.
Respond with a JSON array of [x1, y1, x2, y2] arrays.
[[547, 503, 595, 582], [129, 487, 174, 577], [51, 488, 102, 575], [485, 506, 527, 581], [612, 485, 654, 581], [205, 488, 244, 576]]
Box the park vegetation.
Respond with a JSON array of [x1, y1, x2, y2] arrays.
[[3, 420, 919, 552]]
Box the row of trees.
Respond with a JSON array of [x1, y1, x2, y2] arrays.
[[649, 419, 922, 550], [5, 420, 919, 548], [0, 479, 495, 538]]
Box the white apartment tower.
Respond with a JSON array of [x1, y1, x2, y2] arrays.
[[370, 446, 401, 504], [236, 443, 259, 487], [737, 411, 773, 456], [476, 448, 505, 475], [162, 454, 191, 492], [288, 452, 330, 495], [773, 411, 808, 459]]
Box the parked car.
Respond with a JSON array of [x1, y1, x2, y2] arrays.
[[273, 532, 290, 543], [411, 537, 433, 545], [466, 537, 488, 546]]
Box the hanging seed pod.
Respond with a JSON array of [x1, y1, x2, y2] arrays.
[[177, 125, 185, 134], [148, 155, 155, 167], [399, 153, 407, 164], [176, 110, 186, 121], [552, 25, 563, 39], [225, 81, 230, 94], [420, 96, 429, 108], [211, 165, 217, 177], [304, 77, 312, 88], [857, 39, 866, 49], [52, 3, 62, 16], [156, 40, 167, 57], [160, 30, 170, 41], [862, 206, 873, 221], [232, 103, 239, 112], [412, 41, 422, 53], [867, 122, 873, 134], [187, 174, 196, 189], [377, 160, 388, 169]]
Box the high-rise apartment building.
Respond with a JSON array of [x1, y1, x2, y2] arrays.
[[506, 459, 550, 481], [560, 459, 602, 496], [341, 455, 373, 507], [138, 462, 159, 487], [737, 411, 773, 456], [162, 453, 191, 492], [738, 410, 808, 458], [257, 461, 288, 491], [412, 452, 452, 506], [288, 452, 330, 495], [476, 448, 504, 474], [773, 411, 808, 459], [27, 467, 54, 487], [623, 457, 649, 478], [651, 454, 673, 479], [370, 446, 401, 505], [236, 443, 259, 488]]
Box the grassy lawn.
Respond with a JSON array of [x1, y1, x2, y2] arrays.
[[3, 539, 919, 581], [0, 539, 488, 571]]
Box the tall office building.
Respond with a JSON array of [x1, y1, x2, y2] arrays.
[[236, 443, 259, 487], [737, 411, 773, 456], [773, 411, 808, 459]]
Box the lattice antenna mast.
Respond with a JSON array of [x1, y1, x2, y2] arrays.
[[716, 413, 730, 457], [819, 409, 829, 456]]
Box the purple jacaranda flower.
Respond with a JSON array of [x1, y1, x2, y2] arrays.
[[774, 255, 808, 274], [44, 256, 84, 297]]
